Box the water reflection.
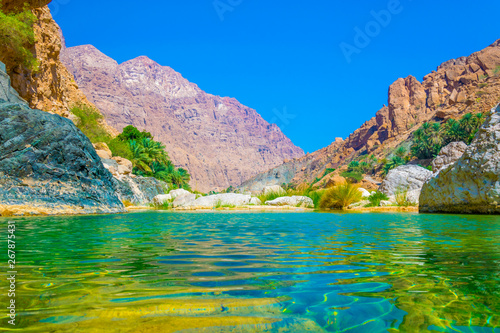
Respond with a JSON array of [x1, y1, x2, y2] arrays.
[[0, 212, 498, 332]]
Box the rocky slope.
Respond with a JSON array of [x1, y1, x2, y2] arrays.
[[240, 40, 500, 191], [0, 0, 116, 133], [62, 45, 304, 192], [420, 104, 500, 214], [0, 61, 124, 215]]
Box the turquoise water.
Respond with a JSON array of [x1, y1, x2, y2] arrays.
[[1, 211, 499, 332]]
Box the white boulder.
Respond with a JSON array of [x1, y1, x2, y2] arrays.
[[169, 188, 191, 199], [358, 188, 371, 198], [265, 196, 314, 208], [183, 193, 257, 208], [153, 194, 172, 205], [173, 193, 197, 208], [379, 165, 433, 204]]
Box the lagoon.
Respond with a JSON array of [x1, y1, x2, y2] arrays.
[[3, 211, 499, 332]]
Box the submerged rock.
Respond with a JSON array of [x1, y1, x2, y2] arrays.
[[379, 165, 433, 204], [420, 105, 500, 214], [0, 102, 124, 215], [265, 196, 314, 208]]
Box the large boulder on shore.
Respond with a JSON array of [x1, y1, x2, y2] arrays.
[[420, 105, 500, 214], [181, 193, 261, 208], [379, 165, 433, 204], [0, 102, 124, 215], [265, 196, 314, 208], [431, 141, 467, 174]]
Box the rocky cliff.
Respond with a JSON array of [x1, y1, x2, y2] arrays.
[[420, 104, 500, 214], [240, 40, 500, 191], [61, 45, 304, 192], [0, 61, 124, 215], [0, 0, 116, 134]]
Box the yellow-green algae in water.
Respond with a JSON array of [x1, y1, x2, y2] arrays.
[[0, 211, 498, 332]]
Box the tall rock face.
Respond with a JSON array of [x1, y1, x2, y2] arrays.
[[240, 40, 500, 191], [0, 62, 124, 215], [0, 1, 116, 135], [62, 45, 304, 192], [419, 105, 500, 214]]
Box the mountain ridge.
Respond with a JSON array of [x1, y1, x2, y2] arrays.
[[239, 39, 500, 192], [62, 44, 304, 192]]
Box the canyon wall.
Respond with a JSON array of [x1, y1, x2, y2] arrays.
[[240, 40, 500, 191]]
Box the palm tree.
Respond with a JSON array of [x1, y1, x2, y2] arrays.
[[141, 138, 168, 165], [128, 140, 152, 172]]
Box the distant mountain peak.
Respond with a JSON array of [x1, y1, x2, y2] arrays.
[[62, 45, 304, 192]]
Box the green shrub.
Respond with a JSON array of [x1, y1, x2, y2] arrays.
[[394, 186, 414, 207], [319, 183, 362, 210], [341, 171, 363, 183], [258, 190, 284, 204], [71, 104, 112, 143], [151, 201, 173, 210], [382, 147, 409, 175], [304, 190, 325, 208], [410, 113, 485, 160], [410, 122, 443, 159], [0, 7, 38, 71], [108, 138, 133, 160], [367, 191, 389, 207]]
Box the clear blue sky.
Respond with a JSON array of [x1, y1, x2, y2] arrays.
[[51, 0, 500, 153]]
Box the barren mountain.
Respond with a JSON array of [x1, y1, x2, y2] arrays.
[[239, 39, 500, 191], [62, 45, 304, 192]]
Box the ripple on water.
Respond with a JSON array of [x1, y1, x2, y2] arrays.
[[6, 211, 500, 332]]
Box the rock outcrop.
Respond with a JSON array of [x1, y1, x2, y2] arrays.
[[61, 45, 304, 192], [431, 141, 467, 174], [113, 176, 169, 205], [420, 104, 500, 214], [0, 3, 98, 119], [240, 40, 500, 191], [96, 142, 169, 205], [379, 165, 433, 204], [0, 62, 124, 215]]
